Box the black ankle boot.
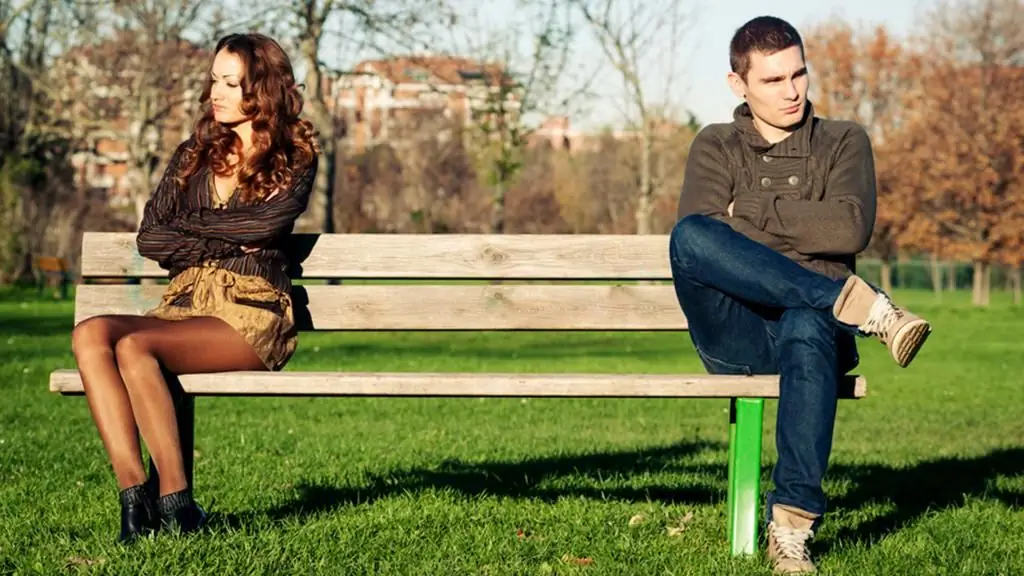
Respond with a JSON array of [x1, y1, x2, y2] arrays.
[[118, 484, 158, 543], [156, 489, 207, 535]]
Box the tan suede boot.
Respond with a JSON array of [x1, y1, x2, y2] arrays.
[[767, 504, 817, 574], [832, 275, 931, 367]]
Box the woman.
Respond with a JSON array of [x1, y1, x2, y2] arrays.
[[70, 32, 319, 543]]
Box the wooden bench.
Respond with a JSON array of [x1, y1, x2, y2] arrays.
[[34, 255, 71, 299], [50, 231, 866, 556]]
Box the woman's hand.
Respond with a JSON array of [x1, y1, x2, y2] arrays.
[[240, 188, 284, 253]]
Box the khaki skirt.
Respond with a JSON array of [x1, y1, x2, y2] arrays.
[[146, 264, 298, 371]]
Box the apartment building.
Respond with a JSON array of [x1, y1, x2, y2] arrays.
[[327, 55, 520, 150], [55, 33, 205, 206]]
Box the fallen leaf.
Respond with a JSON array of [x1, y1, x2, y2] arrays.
[[560, 554, 594, 566], [666, 511, 695, 537], [65, 556, 105, 569]]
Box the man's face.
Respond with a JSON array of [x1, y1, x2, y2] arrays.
[[730, 45, 809, 132]]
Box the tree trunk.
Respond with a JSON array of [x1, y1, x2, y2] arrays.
[[129, 158, 159, 286], [1012, 265, 1021, 305], [880, 257, 893, 295], [129, 157, 157, 230], [299, 34, 334, 234], [634, 127, 653, 234], [947, 263, 956, 292], [127, 121, 158, 230], [983, 261, 991, 305], [490, 181, 506, 234], [971, 260, 990, 306], [929, 253, 942, 296]]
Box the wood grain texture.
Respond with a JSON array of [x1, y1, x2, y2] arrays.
[[49, 369, 867, 398], [73, 284, 689, 330], [80, 232, 673, 280]]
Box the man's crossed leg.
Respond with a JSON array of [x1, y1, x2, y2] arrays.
[[668, 214, 930, 573]]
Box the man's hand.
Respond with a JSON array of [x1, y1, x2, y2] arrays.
[[727, 201, 734, 217]]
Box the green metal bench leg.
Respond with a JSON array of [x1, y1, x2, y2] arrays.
[[726, 397, 764, 556]]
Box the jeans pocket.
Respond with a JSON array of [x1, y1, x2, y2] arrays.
[[695, 348, 754, 376]]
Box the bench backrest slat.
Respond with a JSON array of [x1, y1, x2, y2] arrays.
[[76, 232, 687, 331], [81, 232, 673, 280], [74, 284, 688, 330]]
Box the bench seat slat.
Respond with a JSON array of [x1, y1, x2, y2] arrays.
[[49, 369, 866, 398], [80, 232, 673, 280], [74, 284, 689, 330]]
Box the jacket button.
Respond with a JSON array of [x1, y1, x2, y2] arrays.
[[761, 177, 772, 187], [788, 175, 800, 185]]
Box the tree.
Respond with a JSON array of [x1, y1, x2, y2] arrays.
[[0, 0, 96, 281], [803, 20, 916, 294], [459, 0, 588, 233], [39, 1, 222, 229], [903, 0, 1024, 305], [282, 0, 454, 233], [571, 0, 692, 234]]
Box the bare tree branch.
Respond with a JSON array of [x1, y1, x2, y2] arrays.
[[571, 0, 693, 234], [451, 0, 591, 232]]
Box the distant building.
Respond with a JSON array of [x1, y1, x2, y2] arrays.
[[327, 55, 520, 150], [54, 33, 206, 206], [528, 115, 590, 153]]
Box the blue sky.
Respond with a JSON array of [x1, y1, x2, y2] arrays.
[[669, 0, 926, 126], [324, 0, 935, 130], [486, 0, 932, 129]]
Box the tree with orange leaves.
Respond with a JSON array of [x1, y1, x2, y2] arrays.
[[898, 0, 1024, 305], [803, 20, 915, 294]]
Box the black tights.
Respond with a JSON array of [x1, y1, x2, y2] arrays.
[[71, 315, 265, 495]]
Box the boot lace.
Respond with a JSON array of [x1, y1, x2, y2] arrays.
[[770, 523, 813, 561], [861, 296, 903, 340]]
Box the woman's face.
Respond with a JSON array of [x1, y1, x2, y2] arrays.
[[209, 49, 247, 125]]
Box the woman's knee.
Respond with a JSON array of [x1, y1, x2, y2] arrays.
[[113, 332, 152, 368], [71, 316, 119, 359]]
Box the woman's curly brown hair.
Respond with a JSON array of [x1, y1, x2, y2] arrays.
[[173, 33, 320, 205]]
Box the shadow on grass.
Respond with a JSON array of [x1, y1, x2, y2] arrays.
[[215, 439, 726, 529], [821, 447, 1024, 550], [215, 444, 1023, 547], [3, 315, 74, 338]]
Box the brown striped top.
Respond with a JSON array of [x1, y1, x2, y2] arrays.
[[136, 137, 318, 294]]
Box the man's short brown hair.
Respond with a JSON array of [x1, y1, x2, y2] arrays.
[[729, 16, 804, 80]]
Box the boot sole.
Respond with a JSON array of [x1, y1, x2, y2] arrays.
[[891, 320, 931, 368]]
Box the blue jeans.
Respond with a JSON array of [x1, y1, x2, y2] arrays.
[[668, 214, 860, 522]]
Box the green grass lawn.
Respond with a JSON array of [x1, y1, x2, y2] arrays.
[[1, 288, 1021, 575]]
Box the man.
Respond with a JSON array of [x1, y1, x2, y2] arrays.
[[669, 15, 931, 574]]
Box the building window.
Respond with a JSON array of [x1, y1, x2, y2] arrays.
[[407, 68, 430, 82]]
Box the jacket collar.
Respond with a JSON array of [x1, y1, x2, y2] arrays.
[[733, 101, 815, 157]]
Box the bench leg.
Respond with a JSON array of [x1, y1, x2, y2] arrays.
[[726, 397, 764, 556], [145, 394, 196, 494]]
